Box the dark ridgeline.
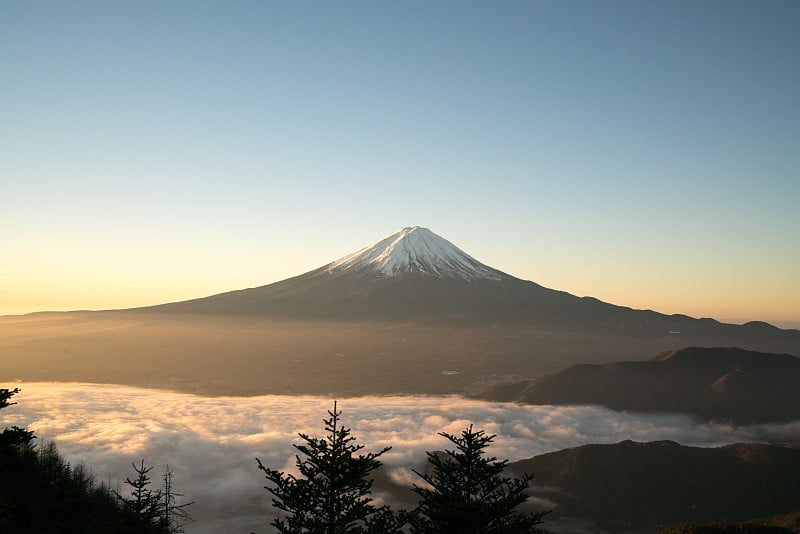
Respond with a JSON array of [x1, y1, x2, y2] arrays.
[[511, 440, 800, 533], [658, 522, 796, 533], [483, 346, 800, 424]]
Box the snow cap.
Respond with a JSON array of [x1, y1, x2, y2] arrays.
[[326, 226, 506, 280]]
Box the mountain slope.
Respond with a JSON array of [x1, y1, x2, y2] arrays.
[[133, 227, 799, 342], [138, 226, 605, 321], [483, 347, 800, 423], [3, 227, 799, 396], [511, 440, 800, 533]]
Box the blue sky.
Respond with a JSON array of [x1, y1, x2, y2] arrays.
[[2, 1, 799, 326]]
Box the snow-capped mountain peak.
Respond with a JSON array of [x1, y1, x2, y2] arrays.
[[326, 226, 508, 281]]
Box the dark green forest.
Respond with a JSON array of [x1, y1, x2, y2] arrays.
[[0, 387, 159, 533], [0, 387, 193, 533]]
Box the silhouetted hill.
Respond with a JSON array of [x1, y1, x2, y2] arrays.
[[483, 347, 800, 424], [659, 520, 796, 533], [658, 525, 792, 533], [511, 440, 800, 533]]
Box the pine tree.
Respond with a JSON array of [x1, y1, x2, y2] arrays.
[[256, 401, 401, 533], [115, 460, 162, 528], [0, 387, 18, 411], [0, 387, 34, 449], [410, 425, 549, 534]]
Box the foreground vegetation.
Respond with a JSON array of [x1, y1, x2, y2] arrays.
[[0, 387, 192, 533], [3, 388, 547, 533], [4, 386, 798, 533], [256, 402, 549, 533]]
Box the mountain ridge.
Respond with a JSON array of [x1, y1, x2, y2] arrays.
[[510, 440, 800, 533], [4, 227, 798, 336], [126, 227, 798, 340], [483, 346, 800, 424], [2, 227, 799, 397]]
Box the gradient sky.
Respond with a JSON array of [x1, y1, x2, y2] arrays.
[[2, 1, 799, 327]]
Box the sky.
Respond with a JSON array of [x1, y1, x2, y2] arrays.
[[2, 1, 799, 327], [6, 382, 800, 532]]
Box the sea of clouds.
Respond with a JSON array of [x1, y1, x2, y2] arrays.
[[3, 382, 800, 533]]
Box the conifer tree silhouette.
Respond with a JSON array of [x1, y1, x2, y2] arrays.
[[410, 425, 548, 534], [256, 401, 400, 533], [0, 387, 34, 448], [116, 460, 162, 528]]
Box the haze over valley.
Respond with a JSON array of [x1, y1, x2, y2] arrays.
[[4, 227, 800, 531], [3, 227, 798, 399], [3, 2, 800, 532]]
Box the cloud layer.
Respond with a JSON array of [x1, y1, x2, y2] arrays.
[[3, 382, 800, 533]]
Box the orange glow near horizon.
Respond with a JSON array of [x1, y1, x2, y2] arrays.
[[2, 266, 798, 329]]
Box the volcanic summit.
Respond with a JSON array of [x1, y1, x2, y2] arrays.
[[326, 226, 509, 281], [3, 226, 799, 397], [138, 226, 799, 350], [141, 226, 569, 319]]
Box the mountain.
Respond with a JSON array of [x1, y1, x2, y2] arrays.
[[137, 226, 798, 338], [2, 226, 799, 396], [483, 347, 800, 424], [658, 518, 798, 533], [137, 225, 577, 321], [510, 440, 800, 533]]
